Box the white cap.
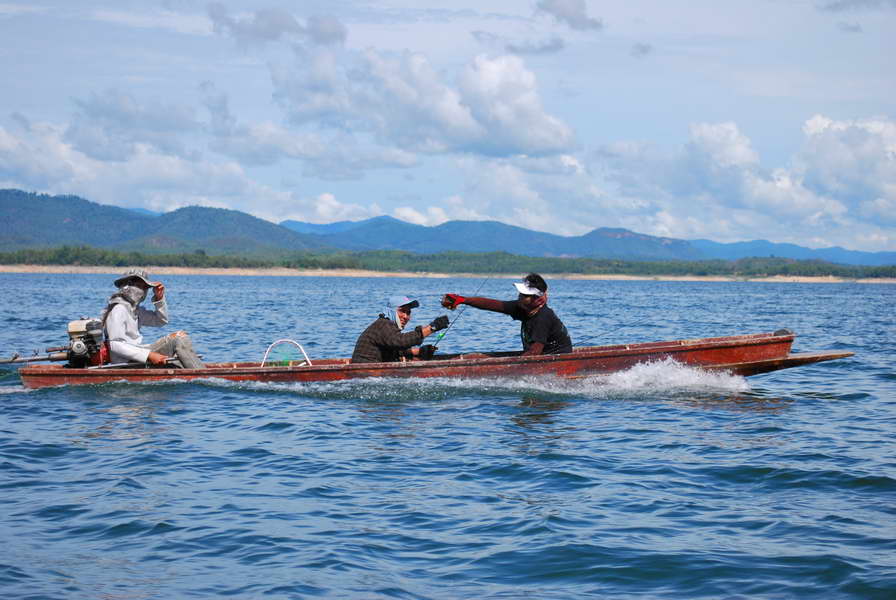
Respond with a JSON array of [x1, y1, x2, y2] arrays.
[[513, 281, 544, 296]]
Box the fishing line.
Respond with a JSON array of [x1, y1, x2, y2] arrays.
[[432, 274, 492, 346]]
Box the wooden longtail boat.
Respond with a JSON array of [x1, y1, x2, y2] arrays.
[[16, 330, 852, 389]]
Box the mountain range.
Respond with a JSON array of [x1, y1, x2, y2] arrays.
[[282, 217, 705, 261], [3, 189, 894, 265], [0, 189, 327, 256]]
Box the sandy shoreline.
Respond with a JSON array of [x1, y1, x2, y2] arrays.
[[1, 264, 893, 284]]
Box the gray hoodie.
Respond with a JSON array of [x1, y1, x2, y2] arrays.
[[102, 296, 169, 363]]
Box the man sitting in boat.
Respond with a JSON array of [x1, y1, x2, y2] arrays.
[[351, 296, 449, 363], [442, 273, 572, 355], [101, 268, 204, 369]]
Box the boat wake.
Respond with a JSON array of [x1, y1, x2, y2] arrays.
[[0, 384, 31, 394], [197, 358, 750, 400], [593, 357, 751, 394]]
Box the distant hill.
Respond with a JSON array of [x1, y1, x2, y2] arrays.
[[0, 189, 155, 250], [690, 239, 896, 267], [0, 189, 330, 256], [127, 205, 330, 254], [294, 217, 703, 261], [2, 189, 894, 264], [280, 218, 371, 235], [127, 207, 163, 217], [293, 216, 894, 265]]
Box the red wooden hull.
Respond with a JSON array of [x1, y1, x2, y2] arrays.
[[17, 330, 852, 389]]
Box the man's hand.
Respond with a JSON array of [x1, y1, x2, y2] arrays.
[[418, 344, 437, 360], [441, 294, 465, 310], [147, 351, 169, 365], [429, 315, 450, 331], [151, 282, 165, 301]]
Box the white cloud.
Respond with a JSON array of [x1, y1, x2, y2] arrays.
[[837, 21, 863, 32], [588, 116, 896, 249], [819, 0, 896, 11], [457, 54, 576, 155], [198, 79, 419, 177], [796, 115, 896, 210], [742, 168, 846, 220], [0, 117, 246, 213], [65, 89, 200, 161], [306, 15, 348, 46], [302, 192, 381, 223], [506, 37, 565, 55], [859, 192, 896, 224], [393, 194, 489, 226], [630, 43, 653, 58], [0, 120, 79, 189], [271, 45, 575, 158], [450, 156, 595, 235], [91, 8, 211, 36], [207, 4, 346, 47], [0, 3, 47, 17], [393, 206, 433, 225], [208, 4, 303, 45], [687, 122, 759, 169], [0, 111, 391, 224], [536, 0, 603, 31]]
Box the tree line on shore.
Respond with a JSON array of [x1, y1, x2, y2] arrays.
[[2, 245, 895, 279]]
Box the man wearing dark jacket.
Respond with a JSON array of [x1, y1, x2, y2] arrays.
[[351, 295, 449, 363]]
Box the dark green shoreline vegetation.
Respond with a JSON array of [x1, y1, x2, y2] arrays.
[[1, 245, 895, 279]]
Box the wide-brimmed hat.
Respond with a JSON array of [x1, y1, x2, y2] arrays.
[[114, 268, 156, 288]]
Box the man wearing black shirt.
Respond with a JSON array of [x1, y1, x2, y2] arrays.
[[442, 273, 572, 355]]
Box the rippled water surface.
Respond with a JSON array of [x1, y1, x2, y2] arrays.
[[1, 274, 894, 599]]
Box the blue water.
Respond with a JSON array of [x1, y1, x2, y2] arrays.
[[1, 274, 894, 599]]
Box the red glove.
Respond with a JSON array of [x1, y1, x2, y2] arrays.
[[441, 293, 466, 310]]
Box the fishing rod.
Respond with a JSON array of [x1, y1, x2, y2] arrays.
[[431, 274, 492, 347]]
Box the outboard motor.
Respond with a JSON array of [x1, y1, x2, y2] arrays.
[[1, 319, 109, 367], [64, 319, 107, 367]]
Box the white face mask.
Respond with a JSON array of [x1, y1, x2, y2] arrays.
[[119, 284, 147, 306]]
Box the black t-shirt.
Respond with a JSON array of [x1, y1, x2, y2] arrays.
[[500, 301, 572, 354]]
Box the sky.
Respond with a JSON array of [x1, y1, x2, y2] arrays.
[[0, 0, 894, 251]]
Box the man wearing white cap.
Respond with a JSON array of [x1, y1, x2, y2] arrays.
[[351, 295, 449, 363], [441, 273, 571, 355], [100, 268, 204, 369]]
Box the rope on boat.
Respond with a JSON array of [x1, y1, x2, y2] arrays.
[[261, 339, 312, 367]]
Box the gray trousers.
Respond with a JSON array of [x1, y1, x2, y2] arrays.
[[149, 331, 204, 369]]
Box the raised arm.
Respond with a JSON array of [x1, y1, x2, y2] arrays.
[[137, 297, 169, 327], [442, 294, 506, 313]]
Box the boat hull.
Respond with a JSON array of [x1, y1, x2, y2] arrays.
[[17, 331, 853, 389]]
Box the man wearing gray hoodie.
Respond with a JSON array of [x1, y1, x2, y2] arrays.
[[101, 268, 204, 369]]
